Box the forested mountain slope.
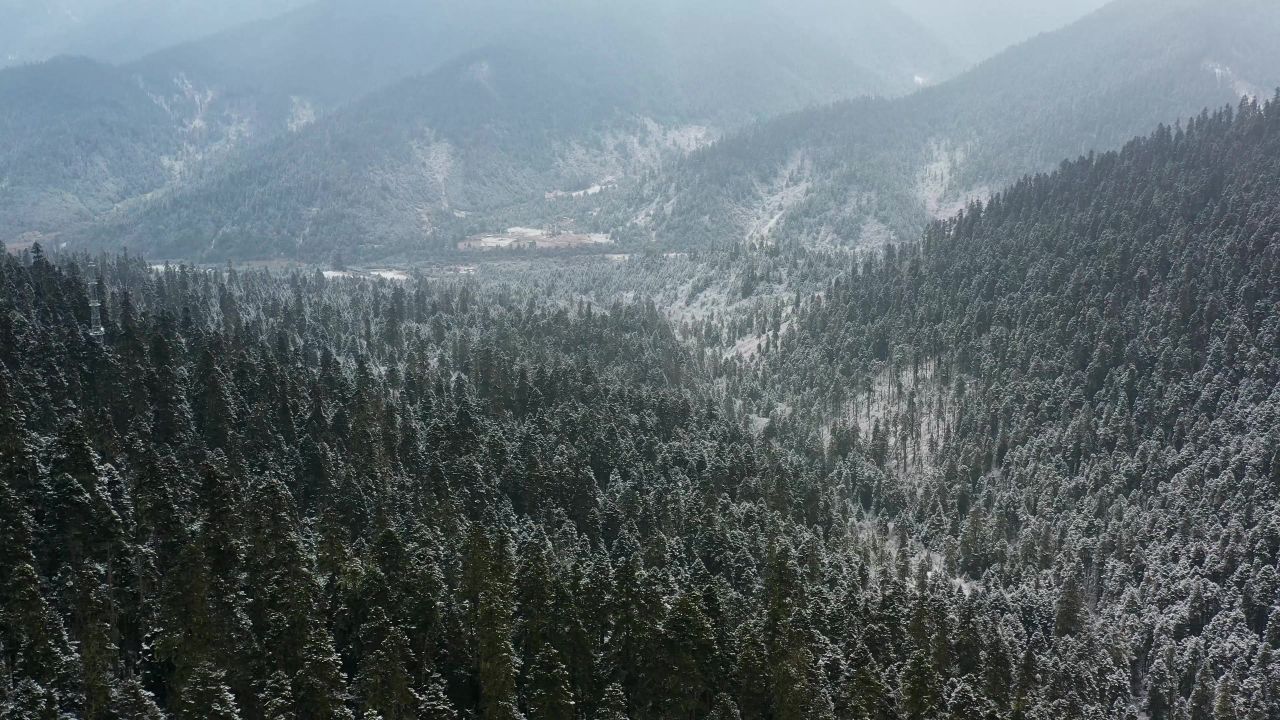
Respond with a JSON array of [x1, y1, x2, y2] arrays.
[[0, 57, 183, 243], [0, 0, 539, 245], [121, 0, 541, 126], [72, 0, 959, 262], [738, 97, 1280, 717], [120, 0, 955, 127], [1, 0, 958, 255], [611, 0, 1280, 251], [2, 96, 1279, 718]]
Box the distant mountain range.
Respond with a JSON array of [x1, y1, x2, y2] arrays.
[[889, 0, 1112, 62], [1, 0, 961, 255], [5, 0, 1270, 263], [599, 0, 1280, 252], [0, 0, 309, 67]]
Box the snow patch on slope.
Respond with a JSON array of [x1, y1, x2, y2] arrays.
[[288, 96, 316, 132], [142, 72, 255, 183], [409, 136, 456, 233], [555, 117, 717, 184], [1203, 60, 1264, 100], [464, 60, 498, 98], [548, 118, 718, 231], [917, 139, 991, 221], [412, 138, 455, 195], [857, 216, 896, 247], [830, 359, 954, 475], [738, 151, 812, 245]]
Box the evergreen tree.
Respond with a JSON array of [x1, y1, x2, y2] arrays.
[[707, 692, 742, 720], [107, 676, 165, 720], [1188, 666, 1215, 720], [418, 670, 458, 720], [525, 646, 574, 720], [1054, 572, 1085, 638], [466, 529, 522, 720], [177, 662, 240, 720], [596, 684, 628, 720], [2, 563, 78, 718], [899, 649, 942, 720], [294, 627, 355, 720], [355, 608, 419, 720], [260, 670, 297, 720]]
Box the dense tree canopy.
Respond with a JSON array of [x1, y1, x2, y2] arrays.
[[2, 98, 1280, 719]]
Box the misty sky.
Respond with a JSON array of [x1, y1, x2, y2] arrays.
[[2, 0, 1116, 70], [890, 0, 1113, 60]]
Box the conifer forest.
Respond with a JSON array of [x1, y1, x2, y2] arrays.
[[2, 1, 1280, 719]]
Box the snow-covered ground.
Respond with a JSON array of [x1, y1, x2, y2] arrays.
[[824, 359, 955, 476], [545, 180, 616, 201], [287, 96, 316, 132], [738, 151, 812, 245], [458, 227, 612, 251], [917, 139, 992, 221], [1203, 60, 1265, 100]]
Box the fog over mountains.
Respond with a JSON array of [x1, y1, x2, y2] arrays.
[[889, 0, 1113, 61], [76, 0, 963, 260], [4, 3, 1280, 720], [0, 0, 311, 67], [609, 0, 1280, 252], [0, 0, 1125, 258]]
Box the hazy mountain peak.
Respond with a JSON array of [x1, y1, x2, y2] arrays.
[[0, 0, 311, 67], [890, 0, 1113, 62]]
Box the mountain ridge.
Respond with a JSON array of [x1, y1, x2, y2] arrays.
[[601, 0, 1280, 253], [1, 0, 961, 251]]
